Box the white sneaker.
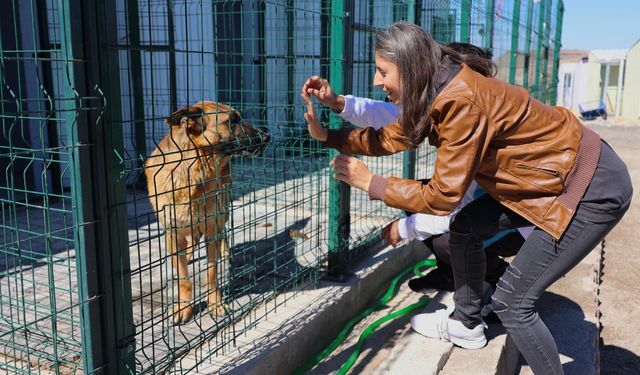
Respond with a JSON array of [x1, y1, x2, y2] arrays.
[[410, 308, 487, 349]]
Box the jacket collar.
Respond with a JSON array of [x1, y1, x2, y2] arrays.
[[435, 55, 461, 95]]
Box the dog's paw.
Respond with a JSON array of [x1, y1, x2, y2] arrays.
[[208, 295, 227, 317], [172, 303, 194, 324]]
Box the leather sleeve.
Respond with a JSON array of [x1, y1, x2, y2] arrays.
[[383, 97, 492, 214], [325, 120, 413, 156]]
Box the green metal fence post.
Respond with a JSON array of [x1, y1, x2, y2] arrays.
[[414, 0, 423, 26], [533, 0, 546, 100], [509, 0, 522, 85], [538, 0, 548, 103], [58, 0, 135, 372], [166, 3, 178, 111], [57, 0, 106, 371], [484, 0, 495, 51], [87, 1, 137, 371], [460, 0, 472, 43], [522, 0, 534, 89], [402, 1, 416, 181], [550, 0, 564, 105], [327, 0, 353, 277], [540, 0, 552, 103]]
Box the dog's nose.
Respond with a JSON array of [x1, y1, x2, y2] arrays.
[[261, 131, 271, 144], [259, 126, 271, 143]]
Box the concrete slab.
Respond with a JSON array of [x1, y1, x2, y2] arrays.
[[440, 323, 518, 375], [176, 239, 439, 374]]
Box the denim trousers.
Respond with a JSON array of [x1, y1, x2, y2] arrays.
[[447, 141, 633, 374]]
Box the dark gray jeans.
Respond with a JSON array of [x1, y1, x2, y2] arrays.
[[448, 141, 633, 374]]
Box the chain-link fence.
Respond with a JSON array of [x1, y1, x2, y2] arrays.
[[1, 0, 563, 373]]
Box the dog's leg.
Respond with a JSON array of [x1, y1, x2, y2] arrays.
[[205, 218, 227, 316], [185, 230, 200, 263], [167, 228, 193, 324]]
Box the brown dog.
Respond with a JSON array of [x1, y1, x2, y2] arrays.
[[145, 101, 269, 324]]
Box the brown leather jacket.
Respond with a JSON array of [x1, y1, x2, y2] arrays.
[[326, 64, 601, 239]]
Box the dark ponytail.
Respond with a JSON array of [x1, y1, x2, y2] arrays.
[[440, 43, 497, 77]]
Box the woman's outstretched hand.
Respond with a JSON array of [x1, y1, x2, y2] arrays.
[[331, 154, 373, 192], [302, 76, 345, 113], [381, 220, 402, 247], [301, 90, 328, 142]]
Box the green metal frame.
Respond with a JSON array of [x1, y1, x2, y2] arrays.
[[58, 0, 136, 372], [484, 0, 496, 50], [540, 0, 552, 103], [460, 0, 472, 43], [534, 0, 546, 100], [402, 2, 417, 181], [0, 0, 565, 372], [550, 0, 564, 104], [522, 0, 535, 89], [327, 0, 353, 277], [509, 0, 522, 85]]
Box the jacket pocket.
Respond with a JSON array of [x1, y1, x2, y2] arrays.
[[512, 162, 566, 194]]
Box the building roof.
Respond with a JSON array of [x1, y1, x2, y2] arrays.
[[590, 49, 628, 62], [560, 49, 589, 63]]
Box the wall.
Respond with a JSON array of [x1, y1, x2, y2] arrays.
[[622, 41, 640, 119]]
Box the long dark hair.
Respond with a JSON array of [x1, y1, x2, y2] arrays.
[[375, 22, 496, 147]]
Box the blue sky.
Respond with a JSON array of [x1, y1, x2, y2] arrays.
[[561, 0, 640, 50]]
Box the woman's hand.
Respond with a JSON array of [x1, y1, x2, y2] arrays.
[[301, 91, 328, 141], [381, 220, 402, 247], [331, 154, 373, 192], [302, 76, 345, 113]]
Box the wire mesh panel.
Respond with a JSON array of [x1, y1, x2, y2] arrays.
[[509, 0, 534, 86], [111, 0, 333, 373], [0, 1, 85, 373], [419, 0, 461, 44], [1, 0, 563, 373]]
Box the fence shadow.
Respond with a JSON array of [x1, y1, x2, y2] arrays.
[[225, 217, 319, 298], [514, 291, 603, 374]]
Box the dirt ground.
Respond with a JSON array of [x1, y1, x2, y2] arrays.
[[585, 123, 640, 374]]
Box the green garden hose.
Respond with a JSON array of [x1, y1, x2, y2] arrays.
[[294, 258, 437, 375]]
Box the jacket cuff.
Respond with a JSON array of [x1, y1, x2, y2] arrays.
[[325, 129, 340, 149], [368, 174, 388, 201]]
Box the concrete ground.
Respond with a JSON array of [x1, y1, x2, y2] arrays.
[[586, 122, 640, 374]]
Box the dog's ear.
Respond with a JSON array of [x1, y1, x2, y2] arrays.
[[165, 106, 204, 133], [165, 106, 189, 126]]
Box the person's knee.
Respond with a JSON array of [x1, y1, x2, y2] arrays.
[[450, 212, 473, 235], [491, 286, 511, 317], [491, 264, 536, 323], [491, 263, 522, 312]]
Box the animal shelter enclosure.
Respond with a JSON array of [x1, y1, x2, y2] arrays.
[[0, 0, 563, 373]]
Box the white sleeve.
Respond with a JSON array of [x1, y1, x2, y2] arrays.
[[397, 211, 454, 241], [338, 95, 400, 129]]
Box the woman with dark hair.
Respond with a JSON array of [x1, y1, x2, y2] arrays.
[[320, 41, 525, 294], [301, 22, 632, 374]]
